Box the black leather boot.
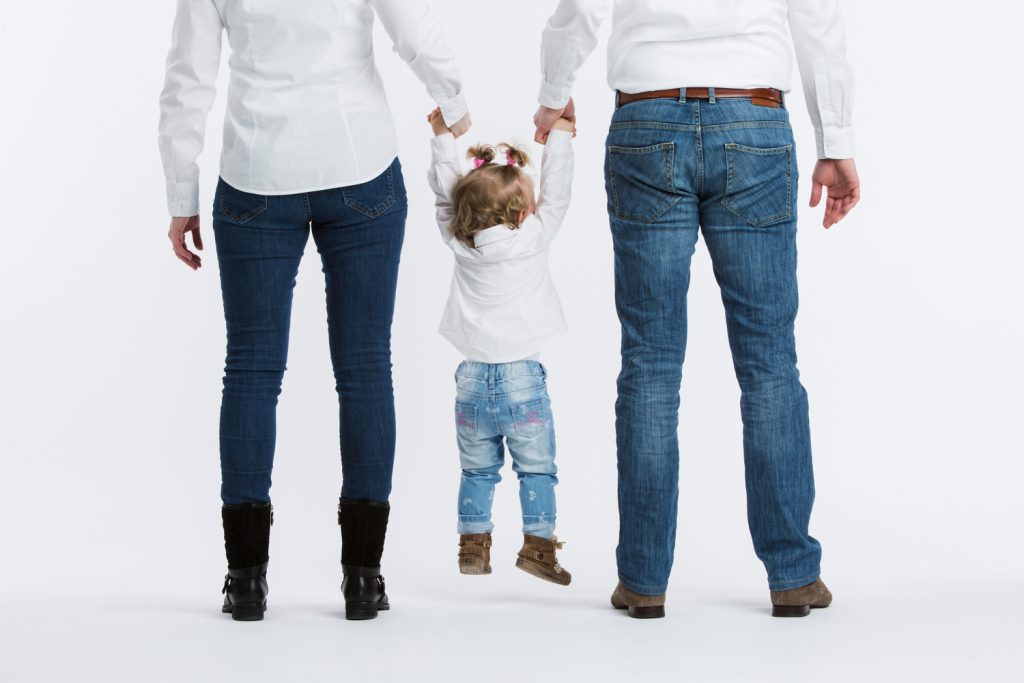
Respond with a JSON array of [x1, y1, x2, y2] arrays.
[[338, 498, 390, 621], [221, 502, 272, 621]]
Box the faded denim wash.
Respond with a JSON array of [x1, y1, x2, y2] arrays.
[[214, 158, 407, 505], [605, 96, 821, 594], [454, 361, 558, 539]]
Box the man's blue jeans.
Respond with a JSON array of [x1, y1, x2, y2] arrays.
[[453, 361, 558, 539], [213, 158, 407, 505], [605, 97, 821, 594]]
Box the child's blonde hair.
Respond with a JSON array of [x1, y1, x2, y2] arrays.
[[450, 143, 532, 248]]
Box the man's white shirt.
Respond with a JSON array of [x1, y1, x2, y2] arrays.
[[539, 0, 855, 159]]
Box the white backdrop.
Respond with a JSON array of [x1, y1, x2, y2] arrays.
[[1, 1, 1021, 681]]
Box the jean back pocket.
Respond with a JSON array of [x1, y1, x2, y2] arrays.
[[606, 142, 679, 224], [342, 162, 397, 219], [216, 179, 268, 225], [721, 143, 793, 228]]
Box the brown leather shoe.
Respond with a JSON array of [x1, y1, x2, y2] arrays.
[[610, 582, 666, 619], [458, 533, 492, 575], [770, 578, 832, 617], [515, 535, 571, 586]]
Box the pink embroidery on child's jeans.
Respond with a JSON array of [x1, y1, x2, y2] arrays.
[[456, 411, 474, 429], [520, 409, 545, 426]]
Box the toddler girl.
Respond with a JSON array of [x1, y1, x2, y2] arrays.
[[426, 108, 575, 585]]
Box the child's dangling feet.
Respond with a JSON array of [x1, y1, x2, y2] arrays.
[[515, 535, 571, 586], [458, 533, 492, 575]]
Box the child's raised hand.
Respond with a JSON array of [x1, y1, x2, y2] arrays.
[[551, 117, 576, 136], [428, 108, 450, 137]]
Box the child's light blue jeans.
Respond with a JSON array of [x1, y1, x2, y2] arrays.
[[454, 360, 557, 539]]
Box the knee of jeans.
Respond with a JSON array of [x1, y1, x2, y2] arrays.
[[222, 367, 286, 396]]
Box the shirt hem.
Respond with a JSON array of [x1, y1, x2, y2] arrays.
[[218, 156, 397, 197]]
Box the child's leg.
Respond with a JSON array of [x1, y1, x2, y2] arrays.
[[504, 389, 558, 539], [456, 398, 504, 535]]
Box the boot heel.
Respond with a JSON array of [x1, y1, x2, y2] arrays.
[[230, 603, 266, 621], [345, 602, 379, 621], [772, 604, 811, 618], [627, 605, 665, 619]]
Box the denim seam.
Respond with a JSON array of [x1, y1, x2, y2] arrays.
[[610, 121, 698, 133], [701, 121, 791, 133], [695, 102, 704, 196], [218, 191, 268, 225]]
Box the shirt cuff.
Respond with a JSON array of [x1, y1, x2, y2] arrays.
[[544, 129, 573, 153], [437, 94, 468, 128], [166, 178, 200, 217], [816, 126, 856, 160], [430, 132, 459, 162], [538, 81, 572, 110]]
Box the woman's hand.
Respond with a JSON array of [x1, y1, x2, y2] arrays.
[[169, 215, 203, 270]]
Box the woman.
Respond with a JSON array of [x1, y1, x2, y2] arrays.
[[158, 0, 470, 621]]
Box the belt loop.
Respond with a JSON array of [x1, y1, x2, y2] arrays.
[[707, 87, 716, 105], [678, 88, 686, 104]]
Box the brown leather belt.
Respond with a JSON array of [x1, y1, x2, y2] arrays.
[[616, 87, 783, 109]]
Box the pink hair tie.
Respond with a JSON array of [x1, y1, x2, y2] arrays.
[[473, 158, 486, 169], [506, 153, 517, 166]]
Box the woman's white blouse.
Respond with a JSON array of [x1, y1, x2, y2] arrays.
[[159, 0, 467, 217], [427, 131, 575, 364]]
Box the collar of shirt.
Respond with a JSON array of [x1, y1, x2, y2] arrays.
[[473, 225, 518, 248]]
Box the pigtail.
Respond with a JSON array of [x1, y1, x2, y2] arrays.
[[498, 143, 530, 168], [466, 144, 496, 168]]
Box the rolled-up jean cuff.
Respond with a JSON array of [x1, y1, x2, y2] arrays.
[[457, 516, 493, 535], [768, 572, 821, 592], [522, 519, 556, 539], [618, 572, 667, 596]]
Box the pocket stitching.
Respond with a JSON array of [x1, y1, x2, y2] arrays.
[[511, 399, 547, 439], [218, 192, 268, 225], [342, 167, 396, 219], [721, 143, 792, 228], [608, 142, 680, 224], [455, 401, 477, 434]]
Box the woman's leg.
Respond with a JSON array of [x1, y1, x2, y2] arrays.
[[309, 158, 407, 502], [213, 181, 310, 505]]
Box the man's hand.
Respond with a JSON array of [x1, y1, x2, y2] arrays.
[[810, 158, 860, 229], [551, 117, 576, 135], [169, 215, 203, 270], [534, 97, 576, 144]]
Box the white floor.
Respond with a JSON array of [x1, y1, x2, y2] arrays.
[[3, 573, 1019, 682]]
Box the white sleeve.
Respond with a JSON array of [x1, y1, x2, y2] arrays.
[[158, 0, 223, 218], [532, 130, 575, 245], [371, 0, 468, 127], [538, 0, 610, 109], [426, 133, 462, 245], [788, 0, 856, 159]]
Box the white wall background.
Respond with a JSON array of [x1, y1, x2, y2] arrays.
[[0, 1, 1020, 681]]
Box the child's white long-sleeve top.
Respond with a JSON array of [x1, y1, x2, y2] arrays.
[[427, 130, 574, 363]]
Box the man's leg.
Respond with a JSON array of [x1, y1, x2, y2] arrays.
[[700, 108, 821, 591], [606, 118, 700, 594]]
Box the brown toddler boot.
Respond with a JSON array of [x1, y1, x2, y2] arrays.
[[770, 577, 832, 617], [515, 535, 571, 586], [610, 582, 666, 619], [458, 533, 492, 575]]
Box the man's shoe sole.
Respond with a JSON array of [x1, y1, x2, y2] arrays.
[[771, 604, 828, 618], [223, 602, 266, 621]]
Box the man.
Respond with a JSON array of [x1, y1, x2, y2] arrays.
[[533, 0, 860, 618]]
